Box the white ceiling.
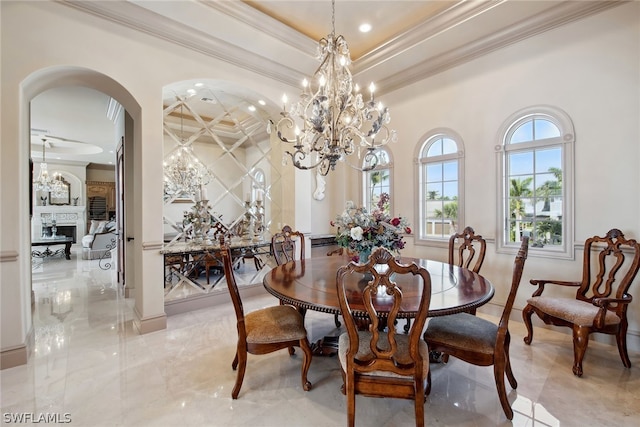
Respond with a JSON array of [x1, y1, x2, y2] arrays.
[[30, 87, 118, 167], [36, 0, 622, 167]]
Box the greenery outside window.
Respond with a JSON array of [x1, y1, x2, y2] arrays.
[[416, 129, 464, 243], [363, 148, 392, 215], [496, 105, 574, 258]]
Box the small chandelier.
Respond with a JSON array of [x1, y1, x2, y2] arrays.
[[163, 102, 211, 199], [268, 0, 396, 176], [33, 138, 68, 198]]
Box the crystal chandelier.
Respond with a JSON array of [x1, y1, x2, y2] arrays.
[[163, 102, 211, 199], [268, 0, 396, 176], [33, 138, 68, 198]]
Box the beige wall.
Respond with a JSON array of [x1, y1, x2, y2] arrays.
[[86, 167, 116, 183]]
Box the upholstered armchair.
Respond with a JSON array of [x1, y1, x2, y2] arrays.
[[523, 228, 640, 377], [82, 220, 116, 260]]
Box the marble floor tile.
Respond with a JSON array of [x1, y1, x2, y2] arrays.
[[2, 248, 639, 426]]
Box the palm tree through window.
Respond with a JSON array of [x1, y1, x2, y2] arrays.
[[500, 108, 573, 255], [363, 149, 392, 214], [419, 133, 463, 240]]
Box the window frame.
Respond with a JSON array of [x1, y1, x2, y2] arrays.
[[362, 147, 393, 215], [414, 128, 465, 247], [496, 105, 575, 259]]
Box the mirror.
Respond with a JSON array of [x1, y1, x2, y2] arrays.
[[49, 177, 71, 205], [162, 80, 283, 245]]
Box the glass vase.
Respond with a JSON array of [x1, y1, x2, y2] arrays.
[[358, 249, 371, 264]]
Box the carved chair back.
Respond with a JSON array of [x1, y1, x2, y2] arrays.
[[336, 247, 432, 426], [271, 225, 305, 265], [448, 226, 487, 273], [578, 228, 640, 318]]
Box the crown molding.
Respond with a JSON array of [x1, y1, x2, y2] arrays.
[[375, 0, 625, 95], [354, 0, 501, 76], [202, 0, 317, 57], [60, 0, 625, 96], [60, 0, 304, 88]]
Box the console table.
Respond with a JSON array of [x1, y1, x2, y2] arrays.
[[32, 237, 73, 260], [161, 239, 272, 299]]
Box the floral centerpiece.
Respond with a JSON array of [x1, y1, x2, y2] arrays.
[[331, 194, 411, 263]]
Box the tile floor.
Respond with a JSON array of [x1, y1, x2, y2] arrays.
[[2, 247, 639, 426]]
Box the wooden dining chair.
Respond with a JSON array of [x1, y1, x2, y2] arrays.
[[336, 247, 432, 427], [449, 226, 487, 274], [522, 228, 640, 377], [219, 242, 313, 398], [423, 237, 529, 420], [271, 225, 305, 265], [404, 226, 487, 333]]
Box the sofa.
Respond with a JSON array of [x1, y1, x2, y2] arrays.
[[82, 220, 117, 260]]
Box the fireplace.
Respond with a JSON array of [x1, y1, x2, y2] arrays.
[[33, 206, 86, 243], [42, 225, 77, 243]]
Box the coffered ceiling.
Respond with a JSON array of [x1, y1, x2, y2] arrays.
[[36, 0, 623, 167]]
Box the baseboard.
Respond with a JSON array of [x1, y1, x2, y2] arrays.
[[0, 346, 27, 370], [479, 302, 640, 354], [1, 326, 34, 370], [133, 307, 167, 334], [164, 283, 265, 316]]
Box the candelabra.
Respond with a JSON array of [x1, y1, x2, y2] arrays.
[[253, 200, 264, 242], [238, 199, 266, 242], [241, 201, 252, 241]]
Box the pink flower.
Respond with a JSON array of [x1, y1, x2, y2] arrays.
[[391, 218, 401, 227], [405, 227, 412, 234]]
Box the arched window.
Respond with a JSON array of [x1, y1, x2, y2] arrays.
[[496, 105, 574, 258], [362, 148, 392, 215], [416, 129, 464, 242]]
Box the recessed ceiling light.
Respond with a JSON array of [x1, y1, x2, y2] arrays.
[[359, 23, 372, 33], [187, 89, 196, 96], [194, 82, 204, 87], [248, 105, 256, 112], [258, 99, 266, 106]]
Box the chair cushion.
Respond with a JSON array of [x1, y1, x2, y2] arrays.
[[526, 296, 621, 327], [244, 305, 308, 344], [81, 234, 95, 248], [338, 331, 429, 378], [424, 313, 497, 355]]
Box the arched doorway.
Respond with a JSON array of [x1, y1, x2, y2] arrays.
[[22, 66, 141, 321]]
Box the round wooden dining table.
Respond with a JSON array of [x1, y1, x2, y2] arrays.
[[263, 255, 495, 318]]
